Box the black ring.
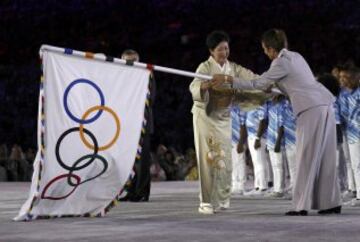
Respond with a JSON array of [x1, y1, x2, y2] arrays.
[[55, 127, 98, 171], [67, 154, 108, 186]]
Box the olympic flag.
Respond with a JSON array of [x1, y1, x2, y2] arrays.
[[15, 47, 150, 220]]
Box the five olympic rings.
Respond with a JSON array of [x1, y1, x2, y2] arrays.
[[41, 78, 120, 200]]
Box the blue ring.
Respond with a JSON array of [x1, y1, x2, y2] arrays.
[[63, 78, 105, 124]]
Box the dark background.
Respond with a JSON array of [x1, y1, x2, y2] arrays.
[[0, 0, 359, 153]]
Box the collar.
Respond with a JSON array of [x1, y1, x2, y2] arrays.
[[208, 56, 230, 73], [278, 48, 287, 57]]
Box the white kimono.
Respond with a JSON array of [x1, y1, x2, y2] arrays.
[[190, 56, 267, 208]]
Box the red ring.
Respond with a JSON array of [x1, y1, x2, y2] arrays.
[[41, 174, 81, 200]]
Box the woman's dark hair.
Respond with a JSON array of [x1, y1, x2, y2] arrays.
[[206, 30, 230, 50], [317, 73, 340, 96], [261, 29, 288, 52]]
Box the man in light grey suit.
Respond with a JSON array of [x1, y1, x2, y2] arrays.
[[211, 29, 341, 216]]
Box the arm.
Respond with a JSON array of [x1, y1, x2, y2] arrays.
[[236, 64, 260, 80], [254, 119, 268, 149], [212, 57, 289, 91], [233, 58, 288, 90], [237, 124, 247, 153], [336, 124, 343, 144], [333, 100, 343, 145], [189, 62, 211, 102], [274, 126, 284, 153], [232, 64, 276, 110]]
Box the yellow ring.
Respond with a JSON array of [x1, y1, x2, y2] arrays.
[[79, 105, 120, 151]]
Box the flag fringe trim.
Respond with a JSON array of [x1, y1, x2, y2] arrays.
[[21, 47, 151, 221]]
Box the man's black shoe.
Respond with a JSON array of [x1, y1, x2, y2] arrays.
[[285, 210, 308, 216], [118, 195, 132, 202], [129, 195, 149, 202], [318, 206, 341, 215]]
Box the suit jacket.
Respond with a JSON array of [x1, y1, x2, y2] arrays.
[[233, 49, 334, 116]]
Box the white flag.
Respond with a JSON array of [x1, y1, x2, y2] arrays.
[[15, 47, 149, 220]]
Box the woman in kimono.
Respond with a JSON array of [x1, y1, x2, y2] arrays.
[[190, 31, 268, 214], [211, 29, 341, 216]]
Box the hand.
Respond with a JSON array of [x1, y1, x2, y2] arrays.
[[254, 138, 261, 149], [272, 94, 286, 103], [264, 84, 274, 93], [200, 80, 212, 91], [211, 74, 233, 89], [237, 143, 244, 154]]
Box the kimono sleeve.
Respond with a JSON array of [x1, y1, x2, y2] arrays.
[[189, 62, 210, 102]]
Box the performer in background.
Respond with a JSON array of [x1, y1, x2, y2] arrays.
[[230, 103, 247, 195], [266, 95, 287, 198], [336, 67, 357, 199], [190, 30, 269, 214], [338, 66, 360, 206], [317, 73, 347, 193], [245, 102, 269, 196], [282, 97, 297, 196], [120, 49, 155, 202], [211, 29, 341, 215]]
